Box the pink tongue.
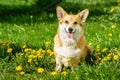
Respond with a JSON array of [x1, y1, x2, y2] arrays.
[[67, 33, 73, 39]]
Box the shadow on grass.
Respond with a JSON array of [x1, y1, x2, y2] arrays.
[[59, 1, 118, 16], [0, 0, 118, 24]]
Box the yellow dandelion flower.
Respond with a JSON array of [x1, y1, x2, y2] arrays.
[[103, 57, 107, 61], [61, 71, 67, 76], [28, 55, 36, 59], [107, 53, 112, 60], [107, 53, 112, 57], [66, 58, 71, 62], [88, 42, 92, 46], [21, 45, 26, 49], [96, 45, 101, 52], [96, 44, 100, 49], [37, 54, 43, 58], [110, 7, 115, 13], [28, 58, 32, 63], [113, 55, 119, 61], [42, 50, 46, 53], [108, 33, 112, 37], [24, 48, 31, 52], [102, 48, 107, 52], [31, 49, 36, 53], [38, 55, 43, 58], [28, 55, 34, 58], [111, 24, 116, 29], [117, 0, 120, 3], [16, 65, 22, 71], [37, 68, 44, 73], [45, 41, 51, 47], [7, 48, 13, 53], [47, 49, 54, 55], [106, 56, 111, 60], [38, 48, 43, 52], [47, 49, 52, 54], [33, 55, 37, 59], [101, 57, 107, 64], [20, 71, 25, 75], [36, 51, 40, 54], [50, 52, 54, 56], [50, 71, 57, 76]]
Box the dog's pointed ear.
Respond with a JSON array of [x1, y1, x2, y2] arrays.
[[56, 6, 67, 20], [77, 9, 89, 24]]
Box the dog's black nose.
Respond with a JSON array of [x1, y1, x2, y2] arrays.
[[68, 27, 73, 32]]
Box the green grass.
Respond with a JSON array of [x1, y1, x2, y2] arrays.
[[0, 0, 120, 80]]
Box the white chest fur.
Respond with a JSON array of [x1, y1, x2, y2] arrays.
[[55, 39, 81, 67]]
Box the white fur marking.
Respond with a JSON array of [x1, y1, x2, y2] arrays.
[[59, 23, 83, 43]]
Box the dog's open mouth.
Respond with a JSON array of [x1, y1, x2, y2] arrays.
[[64, 28, 76, 39], [67, 33, 73, 39]]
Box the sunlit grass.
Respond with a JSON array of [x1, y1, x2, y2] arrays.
[[0, 0, 120, 80]]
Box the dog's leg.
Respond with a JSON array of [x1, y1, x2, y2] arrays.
[[87, 45, 93, 54], [55, 57, 63, 72]]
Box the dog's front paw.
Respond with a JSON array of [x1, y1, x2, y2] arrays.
[[55, 63, 62, 72]]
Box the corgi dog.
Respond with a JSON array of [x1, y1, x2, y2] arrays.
[[54, 6, 90, 71]]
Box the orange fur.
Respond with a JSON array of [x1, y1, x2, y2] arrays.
[[54, 6, 90, 71]]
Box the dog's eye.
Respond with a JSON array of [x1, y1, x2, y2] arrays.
[[73, 21, 77, 24], [65, 20, 69, 24]]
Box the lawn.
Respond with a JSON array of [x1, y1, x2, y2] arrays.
[[0, 0, 120, 80]]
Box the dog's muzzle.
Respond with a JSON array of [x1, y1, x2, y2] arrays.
[[64, 27, 76, 33]]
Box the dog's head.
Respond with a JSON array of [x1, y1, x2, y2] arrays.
[[56, 6, 89, 42]]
